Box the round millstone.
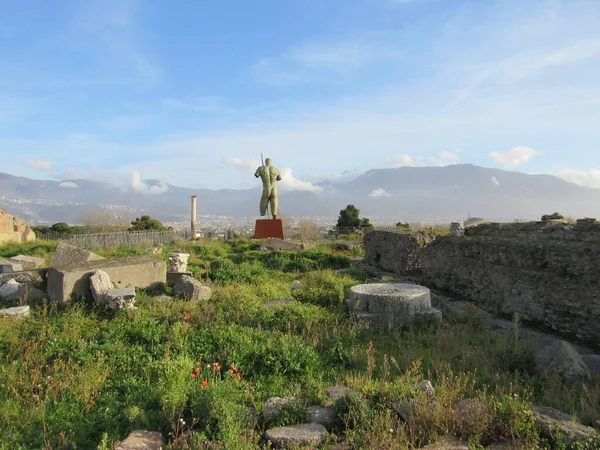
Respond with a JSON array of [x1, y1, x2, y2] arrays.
[[0, 305, 30, 318], [348, 283, 437, 328], [265, 423, 327, 448]]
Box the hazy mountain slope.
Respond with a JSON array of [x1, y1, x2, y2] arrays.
[[1, 165, 598, 224]]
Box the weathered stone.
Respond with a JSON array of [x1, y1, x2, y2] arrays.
[[534, 406, 598, 447], [147, 247, 162, 256], [0, 256, 22, 273], [47, 256, 166, 305], [581, 354, 600, 376], [166, 271, 193, 285], [534, 340, 590, 385], [263, 396, 296, 422], [90, 270, 113, 306], [168, 253, 189, 272], [450, 222, 465, 237], [290, 280, 303, 290], [347, 283, 441, 329], [307, 405, 336, 428], [265, 423, 327, 448], [105, 287, 136, 310], [0, 209, 35, 245], [0, 269, 46, 289], [325, 386, 362, 402], [0, 279, 21, 299], [116, 430, 163, 450], [391, 399, 416, 422], [0, 305, 30, 318], [260, 238, 307, 252], [10, 255, 45, 270], [173, 275, 212, 301], [364, 230, 437, 273], [452, 399, 490, 428], [49, 242, 105, 268], [0, 279, 44, 303], [263, 298, 294, 307], [418, 436, 469, 449], [366, 223, 600, 346], [418, 380, 435, 397]]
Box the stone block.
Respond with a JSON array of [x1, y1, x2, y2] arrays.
[[49, 242, 105, 268], [534, 406, 597, 447], [116, 430, 163, 450], [168, 253, 189, 272], [46, 256, 166, 305], [534, 340, 590, 385], [307, 405, 336, 428], [90, 270, 113, 305], [166, 271, 193, 285], [105, 287, 136, 310], [173, 275, 212, 301], [265, 423, 327, 448], [10, 255, 45, 270], [0, 305, 31, 318], [0, 269, 46, 289], [0, 256, 22, 273]]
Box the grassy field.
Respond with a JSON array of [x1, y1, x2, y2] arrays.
[[0, 238, 598, 449]]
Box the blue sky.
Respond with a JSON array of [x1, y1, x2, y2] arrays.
[[1, 0, 600, 192]]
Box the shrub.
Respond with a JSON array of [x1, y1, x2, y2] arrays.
[[541, 212, 564, 221]]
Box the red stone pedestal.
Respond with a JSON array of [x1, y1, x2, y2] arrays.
[[254, 219, 284, 239]]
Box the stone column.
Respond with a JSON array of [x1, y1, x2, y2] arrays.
[[191, 195, 197, 240]]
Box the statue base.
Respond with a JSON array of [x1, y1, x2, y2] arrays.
[[254, 219, 284, 239]]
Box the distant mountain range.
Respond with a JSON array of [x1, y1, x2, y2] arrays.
[[1, 164, 599, 225]]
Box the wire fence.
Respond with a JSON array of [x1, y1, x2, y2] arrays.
[[35, 225, 408, 248], [37, 229, 192, 250]]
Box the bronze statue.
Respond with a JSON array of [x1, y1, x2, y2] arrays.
[[254, 157, 281, 219]]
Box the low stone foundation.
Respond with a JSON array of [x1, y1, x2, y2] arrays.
[[47, 256, 166, 305], [363, 222, 600, 346]]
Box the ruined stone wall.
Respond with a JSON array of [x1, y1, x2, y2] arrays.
[[365, 222, 600, 345], [364, 230, 437, 274], [0, 209, 36, 245]]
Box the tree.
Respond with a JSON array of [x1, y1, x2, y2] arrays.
[[129, 215, 169, 231], [78, 209, 114, 228], [298, 219, 318, 240], [336, 205, 361, 229], [51, 222, 71, 233]]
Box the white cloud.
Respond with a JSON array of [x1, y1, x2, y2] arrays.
[[489, 146, 539, 168], [278, 167, 323, 193], [25, 159, 54, 172], [131, 171, 169, 194], [369, 188, 392, 198], [382, 153, 417, 167], [555, 169, 600, 189], [223, 157, 261, 172], [429, 151, 461, 166], [58, 181, 79, 188], [491, 176, 500, 186]]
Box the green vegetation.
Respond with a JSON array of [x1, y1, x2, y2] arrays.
[[336, 204, 373, 232], [541, 212, 565, 221], [0, 238, 598, 449], [129, 215, 172, 231]]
